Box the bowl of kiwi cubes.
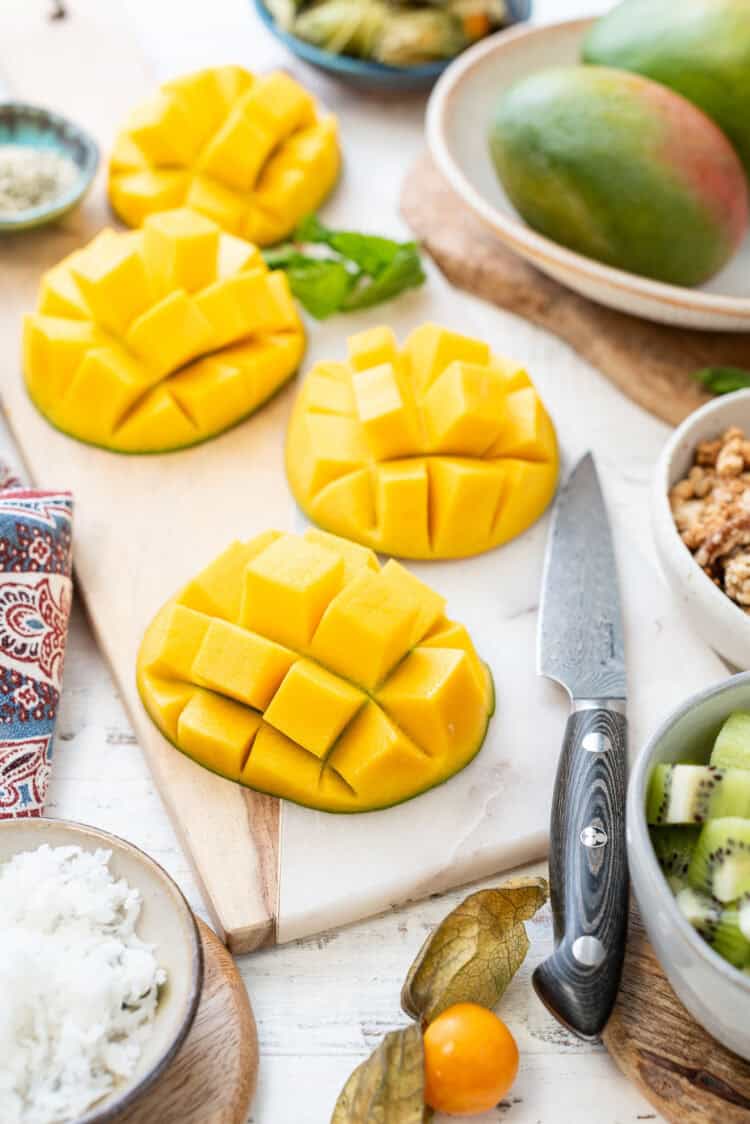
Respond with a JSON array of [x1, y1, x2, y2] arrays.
[[629, 673, 750, 1059]]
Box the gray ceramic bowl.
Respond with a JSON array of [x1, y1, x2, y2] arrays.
[[628, 673, 750, 1058], [0, 818, 203, 1122]]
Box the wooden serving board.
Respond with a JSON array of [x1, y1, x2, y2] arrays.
[[118, 919, 257, 1124], [401, 154, 750, 427], [604, 913, 750, 1124], [0, 0, 286, 954]]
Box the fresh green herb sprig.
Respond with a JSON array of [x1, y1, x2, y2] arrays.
[[692, 366, 750, 395], [263, 214, 426, 319]]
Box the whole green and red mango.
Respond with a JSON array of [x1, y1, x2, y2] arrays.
[[584, 0, 750, 176], [488, 66, 748, 286]]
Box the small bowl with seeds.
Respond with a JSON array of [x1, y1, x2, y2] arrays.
[[651, 390, 750, 669], [0, 102, 98, 233]]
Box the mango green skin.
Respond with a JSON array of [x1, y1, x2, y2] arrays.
[[488, 66, 749, 286], [136, 665, 496, 815], [24, 367, 300, 457], [583, 0, 750, 176]]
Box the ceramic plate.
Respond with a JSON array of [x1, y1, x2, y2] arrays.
[[426, 18, 750, 331], [0, 818, 203, 1123], [251, 0, 531, 92]]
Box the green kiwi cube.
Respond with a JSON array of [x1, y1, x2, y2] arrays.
[[688, 818, 750, 903], [676, 886, 750, 968], [647, 764, 750, 824], [650, 825, 700, 888], [711, 712, 750, 770]]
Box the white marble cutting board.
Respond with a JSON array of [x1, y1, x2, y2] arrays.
[[276, 270, 727, 942]]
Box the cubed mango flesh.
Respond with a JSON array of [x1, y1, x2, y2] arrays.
[[24, 209, 304, 453], [143, 207, 219, 294], [136, 529, 494, 812], [192, 619, 296, 710], [240, 533, 345, 650], [178, 690, 262, 778], [108, 66, 339, 243], [286, 323, 558, 558]]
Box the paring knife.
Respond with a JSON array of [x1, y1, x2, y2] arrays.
[[533, 452, 628, 1041]]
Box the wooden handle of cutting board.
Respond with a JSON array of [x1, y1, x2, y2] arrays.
[[0, 0, 283, 954]]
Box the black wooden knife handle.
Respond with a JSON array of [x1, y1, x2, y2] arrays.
[[532, 704, 628, 1041]]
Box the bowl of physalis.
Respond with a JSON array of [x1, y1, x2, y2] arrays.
[[253, 0, 531, 90]]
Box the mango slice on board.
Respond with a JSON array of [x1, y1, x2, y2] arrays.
[[137, 529, 494, 813], [109, 67, 340, 244], [286, 324, 558, 558], [24, 208, 304, 453]]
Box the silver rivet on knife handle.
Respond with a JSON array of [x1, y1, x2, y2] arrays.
[[580, 825, 608, 848], [572, 935, 607, 967], [582, 732, 613, 754]]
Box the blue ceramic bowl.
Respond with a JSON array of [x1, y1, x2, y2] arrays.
[[0, 102, 99, 233], [252, 0, 531, 91]]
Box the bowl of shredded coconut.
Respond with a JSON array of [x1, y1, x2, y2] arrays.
[[0, 102, 98, 232], [0, 819, 203, 1123]]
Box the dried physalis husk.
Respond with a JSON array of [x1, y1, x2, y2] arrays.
[[331, 1025, 428, 1124], [401, 876, 549, 1025], [331, 876, 548, 1122]]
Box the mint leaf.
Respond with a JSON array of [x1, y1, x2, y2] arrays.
[[693, 366, 750, 395], [264, 214, 426, 318], [296, 214, 405, 274], [293, 213, 330, 244], [342, 244, 425, 311], [285, 258, 356, 319], [262, 245, 309, 270]]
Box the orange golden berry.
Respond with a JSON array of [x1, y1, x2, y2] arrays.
[[423, 1002, 519, 1117]]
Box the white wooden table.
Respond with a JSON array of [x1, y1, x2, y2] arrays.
[[2, 0, 666, 1119]]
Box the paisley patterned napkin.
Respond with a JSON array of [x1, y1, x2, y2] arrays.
[[0, 463, 73, 818]]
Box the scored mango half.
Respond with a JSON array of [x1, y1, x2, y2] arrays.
[[108, 66, 340, 244], [286, 324, 559, 559], [23, 208, 305, 453], [137, 528, 494, 812]]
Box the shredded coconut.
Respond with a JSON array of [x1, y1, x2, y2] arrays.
[[0, 145, 79, 216], [0, 844, 167, 1124]]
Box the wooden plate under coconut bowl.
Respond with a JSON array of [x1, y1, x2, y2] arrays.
[[426, 18, 750, 331]]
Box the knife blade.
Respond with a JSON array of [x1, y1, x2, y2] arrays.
[[533, 452, 629, 1041]]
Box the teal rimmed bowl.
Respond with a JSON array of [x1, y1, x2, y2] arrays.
[[0, 102, 99, 233], [252, 0, 531, 92]]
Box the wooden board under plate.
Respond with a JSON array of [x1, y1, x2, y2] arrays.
[[118, 919, 257, 1124], [605, 913, 750, 1124]]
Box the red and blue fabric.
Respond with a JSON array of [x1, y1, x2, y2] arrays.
[[0, 463, 73, 818]]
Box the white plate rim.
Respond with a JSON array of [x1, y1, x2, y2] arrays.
[[425, 18, 750, 323]]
